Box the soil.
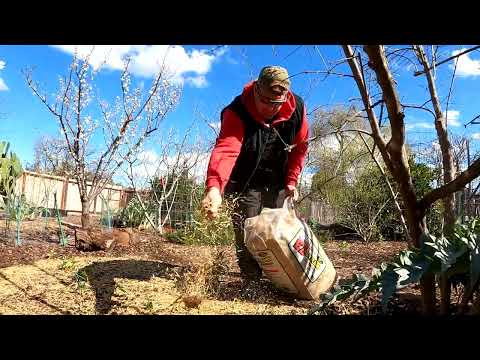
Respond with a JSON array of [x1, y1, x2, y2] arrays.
[[0, 215, 452, 315]]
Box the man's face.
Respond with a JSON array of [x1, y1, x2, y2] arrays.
[[254, 83, 287, 119]]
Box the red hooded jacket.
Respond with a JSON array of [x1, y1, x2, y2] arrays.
[[205, 81, 309, 194]]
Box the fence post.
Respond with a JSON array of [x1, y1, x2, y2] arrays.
[[61, 176, 69, 211], [119, 189, 125, 208], [21, 172, 27, 194]]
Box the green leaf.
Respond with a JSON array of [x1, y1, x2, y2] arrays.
[[470, 243, 480, 287], [354, 273, 369, 282], [399, 250, 414, 266], [381, 269, 399, 312], [394, 268, 410, 285], [372, 267, 382, 279], [399, 257, 431, 286]]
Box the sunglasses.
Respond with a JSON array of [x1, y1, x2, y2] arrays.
[[255, 84, 287, 106]]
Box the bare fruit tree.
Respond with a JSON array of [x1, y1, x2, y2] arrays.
[[30, 135, 76, 176], [24, 48, 181, 228], [341, 44, 480, 314], [121, 125, 209, 234]]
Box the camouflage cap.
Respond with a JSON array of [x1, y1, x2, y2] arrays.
[[256, 66, 290, 103]]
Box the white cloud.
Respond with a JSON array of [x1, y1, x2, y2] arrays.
[[0, 59, 8, 91], [0, 78, 7, 91], [186, 75, 208, 88], [406, 122, 435, 130], [129, 149, 160, 181], [127, 149, 210, 185], [472, 133, 480, 140], [450, 48, 480, 77], [442, 110, 461, 126], [50, 45, 224, 88], [407, 111, 462, 129], [138, 149, 159, 164]]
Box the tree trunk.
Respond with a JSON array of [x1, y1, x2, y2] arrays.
[[410, 213, 436, 315], [344, 45, 437, 314], [414, 45, 457, 315], [420, 273, 437, 316], [81, 200, 91, 229]]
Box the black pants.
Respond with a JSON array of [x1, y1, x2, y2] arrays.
[[230, 186, 281, 280]]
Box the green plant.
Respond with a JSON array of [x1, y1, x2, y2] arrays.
[[306, 218, 330, 244], [1, 190, 35, 246], [116, 197, 155, 228], [0, 142, 26, 245], [339, 241, 350, 251], [331, 165, 393, 242], [0, 141, 23, 201], [144, 300, 154, 312], [152, 173, 204, 229], [73, 270, 88, 291], [59, 258, 76, 270], [53, 192, 67, 246], [100, 195, 113, 230], [311, 218, 480, 314], [166, 198, 236, 246], [310, 141, 442, 242]]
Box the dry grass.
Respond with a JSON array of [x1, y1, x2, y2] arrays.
[[0, 215, 417, 315], [175, 247, 232, 309], [0, 253, 308, 315]]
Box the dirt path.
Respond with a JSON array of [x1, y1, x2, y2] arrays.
[[0, 217, 415, 315]]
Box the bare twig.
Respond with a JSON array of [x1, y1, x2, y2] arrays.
[[288, 70, 354, 80], [358, 132, 410, 241], [445, 56, 459, 127], [402, 104, 436, 118], [414, 45, 480, 77], [281, 45, 303, 62], [464, 114, 480, 127]]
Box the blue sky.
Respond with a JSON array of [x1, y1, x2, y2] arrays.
[[1, 45, 480, 182]]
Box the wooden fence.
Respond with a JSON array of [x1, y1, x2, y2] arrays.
[[299, 198, 337, 224], [15, 170, 135, 215]]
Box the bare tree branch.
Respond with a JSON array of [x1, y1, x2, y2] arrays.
[[402, 104, 436, 118], [465, 114, 480, 127], [445, 56, 459, 127], [414, 44, 456, 229], [288, 70, 354, 80], [281, 45, 303, 62], [420, 156, 480, 211], [342, 46, 389, 160], [413, 45, 480, 77], [358, 131, 410, 241]]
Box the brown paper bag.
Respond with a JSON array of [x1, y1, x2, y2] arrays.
[[244, 197, 336, 299]]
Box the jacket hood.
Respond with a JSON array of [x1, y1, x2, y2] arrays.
[[240, 81, 296, 126]]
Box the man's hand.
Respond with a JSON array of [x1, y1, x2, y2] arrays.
[[285, 184, 298, 201], [201, 187, 222, 219]]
